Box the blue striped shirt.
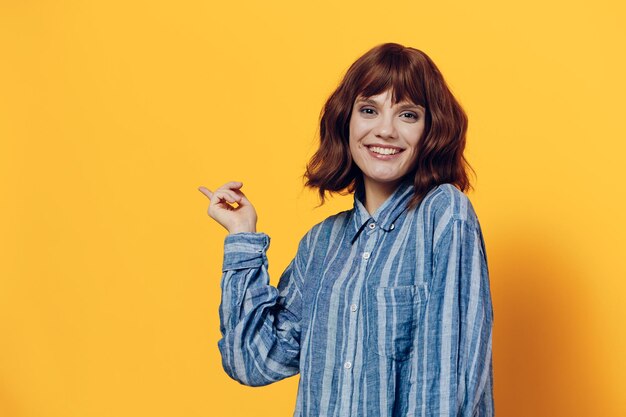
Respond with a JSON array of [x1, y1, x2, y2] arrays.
[[218, 177, 495, 416]]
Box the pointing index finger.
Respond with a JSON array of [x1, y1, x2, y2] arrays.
[[198, 186, 213, 199]]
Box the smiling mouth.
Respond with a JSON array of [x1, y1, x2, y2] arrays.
[[367, 145, 404, 155]]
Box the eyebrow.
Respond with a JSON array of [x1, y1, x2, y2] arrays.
[[356, 98, 424, 110]]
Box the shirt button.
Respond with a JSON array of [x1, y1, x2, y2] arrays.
[[344, 361, 352, 369], [390, 223, 395, 230], [362, 252, 370, 259], [350, 303, 358, 312], [369, 222, 376, 229]]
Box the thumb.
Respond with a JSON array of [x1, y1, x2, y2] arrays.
[[231, 187, 252, 205]]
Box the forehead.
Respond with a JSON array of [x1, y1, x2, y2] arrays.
[[355, 93, 423, 108]]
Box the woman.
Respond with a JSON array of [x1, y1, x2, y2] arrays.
[[199, 42, 494, 417]]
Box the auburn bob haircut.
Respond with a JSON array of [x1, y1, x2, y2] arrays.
[[303, 42, 475, 211]]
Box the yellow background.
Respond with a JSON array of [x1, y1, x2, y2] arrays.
[[1, 1, 624, 416]]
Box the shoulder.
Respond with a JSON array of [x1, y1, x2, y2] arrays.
[[422, 184, 490, 268], [299, 209, 352, 248], [421, 183, 481, 232]]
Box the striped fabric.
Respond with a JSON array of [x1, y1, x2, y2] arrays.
[[218, 176, 495, 416]]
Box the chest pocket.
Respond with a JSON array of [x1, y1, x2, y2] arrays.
[[369, 283, 428, 361]]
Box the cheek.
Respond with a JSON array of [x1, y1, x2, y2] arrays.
[[348, 133, 364, 156], [349, 116, 370, 140], [402, 125, 425, 145], [349, 140, 363, 163]]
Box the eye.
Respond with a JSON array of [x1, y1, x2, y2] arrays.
[[359, 107, 376, 115], [401, 112, 418, 119]]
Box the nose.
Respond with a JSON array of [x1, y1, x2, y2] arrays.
[[373, 112, 397, 139]]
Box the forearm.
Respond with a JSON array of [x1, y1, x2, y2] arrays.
[[218, 232, 302, 386]]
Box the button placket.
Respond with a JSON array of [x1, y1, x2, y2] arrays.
[[339, 224, 378, 412]]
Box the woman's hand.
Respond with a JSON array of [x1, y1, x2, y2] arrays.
[[198, 181, 258, 234]]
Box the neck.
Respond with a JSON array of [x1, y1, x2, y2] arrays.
[[363, 179, 402, 215]]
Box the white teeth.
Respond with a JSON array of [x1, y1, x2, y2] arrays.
[[369, 146, 400, 155]]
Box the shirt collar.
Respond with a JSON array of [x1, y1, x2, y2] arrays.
[[349, 176, 415, 244]]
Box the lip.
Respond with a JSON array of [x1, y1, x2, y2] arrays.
[[366, 144, 405, 160], [366, 143, 405, 151]]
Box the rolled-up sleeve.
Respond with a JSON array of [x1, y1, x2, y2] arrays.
[[217, 232, 306, 387], [429, 218, 495, 417]]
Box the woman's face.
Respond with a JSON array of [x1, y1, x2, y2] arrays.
[[348, 89, 426, 195]]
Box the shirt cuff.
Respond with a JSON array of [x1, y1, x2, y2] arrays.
[[222, 232, 270, 272]]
